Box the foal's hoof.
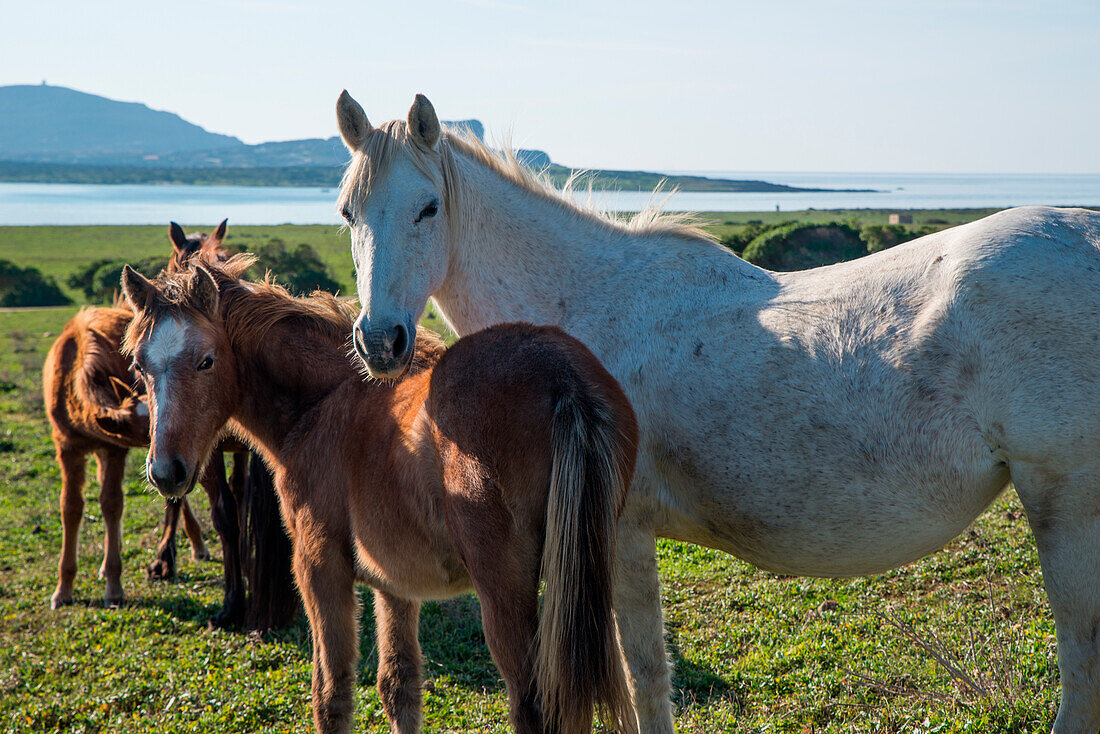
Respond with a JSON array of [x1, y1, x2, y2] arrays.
[[190, 544, 211, 562], [146, 556, 177, 581], [49, 590, 72, 610], [103, 580, 125, 608], [207, 597, 246, 631]]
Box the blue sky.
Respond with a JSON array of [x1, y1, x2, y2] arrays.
[[2, 0, 1098, 172]]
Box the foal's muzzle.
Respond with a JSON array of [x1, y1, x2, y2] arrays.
[[353, 316, 414, 379], [147, 455, 193, 498]]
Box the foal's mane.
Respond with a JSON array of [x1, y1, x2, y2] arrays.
[[337, 120, 714, 243]]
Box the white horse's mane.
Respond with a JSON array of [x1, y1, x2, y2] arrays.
[[337, 119, 715, 244]]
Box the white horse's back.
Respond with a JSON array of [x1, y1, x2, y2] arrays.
[[612, 207, 1100, 576]]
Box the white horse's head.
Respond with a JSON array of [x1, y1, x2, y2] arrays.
[[336, 91, 452, 378]]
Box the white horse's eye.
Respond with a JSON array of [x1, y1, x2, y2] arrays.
[[415, 199, 439, 223]]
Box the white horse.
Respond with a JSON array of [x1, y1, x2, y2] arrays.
[[335, 90, 1100, 733]]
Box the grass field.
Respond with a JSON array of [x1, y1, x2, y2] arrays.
[[0, 214, 1062, 732]]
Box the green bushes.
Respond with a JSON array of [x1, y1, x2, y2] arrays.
[[741, 222, 865, 271], [67, 256, 168, 304], [727, 220, 939, 271], [65, 238, 344, 308], [237, 239, 344, 296], [0, 260, 71, 307]]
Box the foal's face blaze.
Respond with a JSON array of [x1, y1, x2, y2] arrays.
[[345, 154, 447, 379], [134, 316, 236, 498]]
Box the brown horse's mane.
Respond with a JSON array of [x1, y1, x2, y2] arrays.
[[125, 254, 445, 375]]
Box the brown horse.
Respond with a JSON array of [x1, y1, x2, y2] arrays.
[[44, 221, 280, 628], [121, 256, 639, 734]]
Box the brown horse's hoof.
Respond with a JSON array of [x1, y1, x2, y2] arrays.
[[190, 544, 211, 562], [207, 594, 246, 631], [103, 579, 125, 608], [146, 555, 177, 581], [49, 590, 72, 610]]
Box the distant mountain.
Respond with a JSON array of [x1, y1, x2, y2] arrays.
[[0, 84, 241, 163], [0, 84, 875, 193], [140, 121, 487, 168]]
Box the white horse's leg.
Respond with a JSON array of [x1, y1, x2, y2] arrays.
[[614, 515, 675, 733], [1014, 462, 1100, 734]]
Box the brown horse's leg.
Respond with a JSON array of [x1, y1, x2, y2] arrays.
[[95, 447, 127, 607], [200, 451, 245, 629], [147, 500, 181, 580], [229, 451, 248, 496], [295, 533, 358, 734], [180, 497, 209, 561], [472, 571, 543, 733], [373, 590, 423, 733], [51, 445, 86, 609], [449, 494, 543, 733]]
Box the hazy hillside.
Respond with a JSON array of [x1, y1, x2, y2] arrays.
[[0, 85, 867, 192], [144, 121, 488, 168], [0, 84, 241, 163]]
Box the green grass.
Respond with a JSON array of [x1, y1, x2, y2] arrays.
[[0, 216, 1062, 731]]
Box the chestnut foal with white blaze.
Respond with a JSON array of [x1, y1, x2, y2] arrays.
[[336, 90, 1100, 733], [120, 257, 639, 734], [44, 220, 251, 623]]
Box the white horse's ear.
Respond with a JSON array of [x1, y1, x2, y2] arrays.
[[336, 90, 371, 151], [192, 267, 220, 318], [407, 94, 440, 150], [121, 265, 155, 313]]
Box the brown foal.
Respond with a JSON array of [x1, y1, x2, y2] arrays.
[[121, 256, 639, 734], [44, 222, 252, 626]]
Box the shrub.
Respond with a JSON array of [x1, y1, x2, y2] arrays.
[[742, 222, 864, 271], [860, 224, 937, 254], [67, 256, 167, 304], [241, 239, 344, 296], [720, 221, 794, 255], [0, 260, 72, 307]]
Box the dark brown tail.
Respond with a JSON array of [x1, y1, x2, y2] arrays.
[[536, 380, 636, 734], [241, 453, 299, 631]]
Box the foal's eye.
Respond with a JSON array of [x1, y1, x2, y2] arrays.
[[415, 199, 439, 223], [197, 356, 215, 371]]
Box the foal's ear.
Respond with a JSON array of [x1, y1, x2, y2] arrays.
[[336, 90, 371, 151], [169, 222, 188, 252], [121, 265, 155, 313], [209, 218, 228, 247], [192, 267, 220, 318], [407, 94, 440, 150]]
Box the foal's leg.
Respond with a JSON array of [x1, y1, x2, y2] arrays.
[[201, 451, 245, 629], [148, 500, 182, 580], [94, 447, 127, 606], [294, 534, 359, 734], [614, 515, 673, 734], [181, 498, 210, 561], [51, 446, 86, 609], [473, 577, 541, 733], [448, 499, 542, 733], [1014, 462, 1100, 734], [373, 590, 423, 733]]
